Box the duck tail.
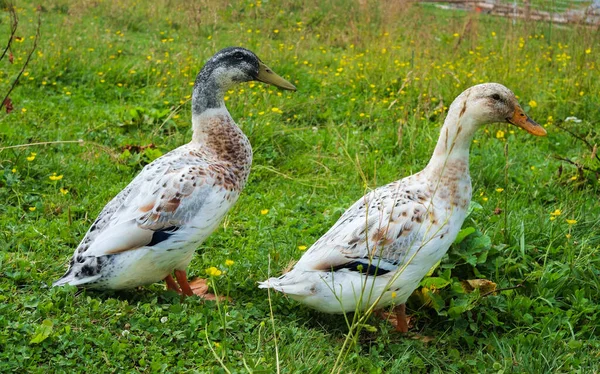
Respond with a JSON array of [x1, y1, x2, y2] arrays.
[[52, 258, 102, 287], [258, 271, 314, 297]]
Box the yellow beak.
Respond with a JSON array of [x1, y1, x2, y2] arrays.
[[507, 106, 546, 136], [256, 62, 296, 91]]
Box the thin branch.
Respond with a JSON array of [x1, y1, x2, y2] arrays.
[[552, 155, 599, 174], [553, 121, 600, 164], [0, 139, 122, 161], [0, 3, 18, 62], [481, 283, 523, 298], [0, 140, 84, 152], [0, 7, 41, 112]]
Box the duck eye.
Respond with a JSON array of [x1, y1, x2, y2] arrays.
[[233, 52, 244, 60], [491, 93, 501, 101]]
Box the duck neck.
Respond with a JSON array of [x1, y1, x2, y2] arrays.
[[190, 64, 237, 144], [425, 99, 479, 174], [191, 64, 229, 118]]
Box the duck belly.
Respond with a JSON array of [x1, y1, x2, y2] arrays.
[[91, 197, 233, 290], [92, 245, 197, 290]]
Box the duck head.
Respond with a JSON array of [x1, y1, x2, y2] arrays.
[[454, 83, 546, 136], [197, 47, 296, 91], [192, 47, 296, 115]]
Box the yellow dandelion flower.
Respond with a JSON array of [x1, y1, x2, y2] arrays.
[[60, 188, 69, 195], [205, 267, 222, 277], [565, 234, 572, 239], [26, 152, 37, 162], [260, 209, 269, 215], [391, 291, 397, 298], [496, 130, 505, 139], [49, 173, 63, 181], [29, 207, 36, 212], [271, 107, 283, 114], [298, 245, 307, 251], [585, 48, 591, 54], [550, 209, 562, 217], [225, 259, 234, 266], [528, 100, 537, 108], [566, 219, 577, 225], [496, 188, 504, 192], [12, 168, 16, 173]]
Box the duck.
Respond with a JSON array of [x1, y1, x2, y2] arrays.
[[54, 47, 296, 296], [259, 83, 545, 331]]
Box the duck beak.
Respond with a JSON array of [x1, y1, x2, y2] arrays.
[[507, 105, 546, 136], [256, 62, 296, 91]]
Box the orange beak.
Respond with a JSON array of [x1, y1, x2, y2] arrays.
[[507, 106, 546, 136]]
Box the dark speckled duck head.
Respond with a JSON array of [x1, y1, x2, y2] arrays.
[[192, 47, 296, 116]]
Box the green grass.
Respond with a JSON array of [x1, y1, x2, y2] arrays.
[[1, 0, 599, 372]]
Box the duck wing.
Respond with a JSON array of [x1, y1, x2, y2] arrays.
[[295, 177, 439, 276]]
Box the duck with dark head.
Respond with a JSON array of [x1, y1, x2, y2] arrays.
[[54, 47, 296, 298]]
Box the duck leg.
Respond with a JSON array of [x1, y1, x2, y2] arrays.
[[393, 304, 409, 333], [164, 274, 182, 293], [376, 303, 410, 333], [174, 269, 195, 297]]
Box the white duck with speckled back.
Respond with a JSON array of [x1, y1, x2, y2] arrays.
[[54, 47, 296, 296], [259, 83, 545, 330]]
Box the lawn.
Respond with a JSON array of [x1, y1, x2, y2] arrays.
[[1, 0, 599, 372]]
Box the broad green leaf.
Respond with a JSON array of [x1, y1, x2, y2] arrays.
[[420, 277, 451, 289], [425, 289, 446, 313], [466, 201, 483, 217], [30, 319, 53, 344], [454, 227, 476, 244], [425, 260, 441, 276]]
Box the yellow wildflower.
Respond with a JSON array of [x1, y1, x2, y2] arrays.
[[60, 188, 69, 195], [205, 267, 222, 277], [528, 100, 537, 108], [26, 152, 37, 162], [225, 259, 234, 266], [496, 130, 505, 139], [549, 209, 562, 221], [298, 245, 307, 251], [496, 188, 504, 192], [585, 48, 591, 54], [12, 168, 16, 173], [29, 207, 36, 212], [271, 107, 283, 114], [260, 209, 269, 215], [49, 173, 63, 181], [566, 219, 577, 225]]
